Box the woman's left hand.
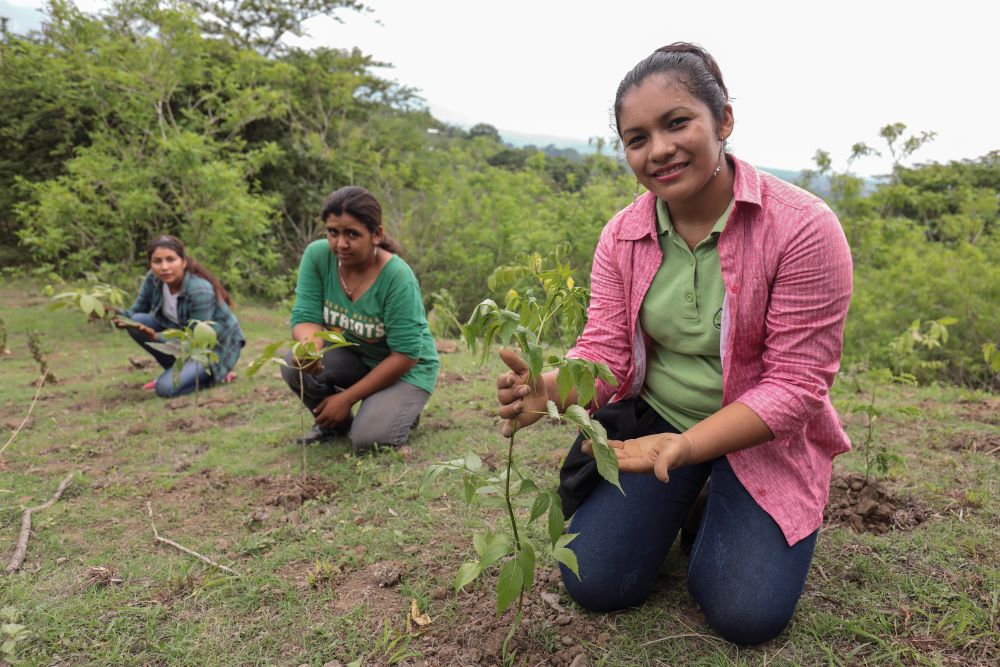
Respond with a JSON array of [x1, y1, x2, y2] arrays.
[[585, 433, 694, 482], [313, 392, 352, 430]]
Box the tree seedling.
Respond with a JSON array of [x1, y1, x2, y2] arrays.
[[147, 320, 219, 408], [422, 253, 621, 657], [46, 281, 129, 326], [26, 329, 55, 383], [247, 331, 355, 478]]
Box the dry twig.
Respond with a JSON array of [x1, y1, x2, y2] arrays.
[[4, 471, 75, 574], [0, 375, 46, 458], [146, 502, 241, 576]]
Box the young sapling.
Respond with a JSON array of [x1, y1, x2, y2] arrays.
[[247, 331, 355, 478]]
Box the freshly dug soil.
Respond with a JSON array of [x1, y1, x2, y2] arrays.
[[825, 471, 929, 533]]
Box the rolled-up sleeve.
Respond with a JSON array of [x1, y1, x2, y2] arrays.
[[736, 202, 853, 440]]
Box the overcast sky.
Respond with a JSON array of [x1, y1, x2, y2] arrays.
[[5, 0, 996, 176]]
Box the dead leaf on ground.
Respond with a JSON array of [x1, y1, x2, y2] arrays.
[[410, 597, 431, 626]]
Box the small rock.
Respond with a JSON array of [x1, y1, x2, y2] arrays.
[[431, 586, 449, 600], [596, 633, 611, 644], [561, 635, 574, 647], [555, 614, 571, 626], [850, 480, 864, 491], [321, 661, 343, 667], [569, 654, 591, 667]]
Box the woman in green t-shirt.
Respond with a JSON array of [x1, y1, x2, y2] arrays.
[[282, 186, 440, 454]]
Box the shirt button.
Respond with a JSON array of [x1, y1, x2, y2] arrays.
[[758, 488, 767, 496], [685, 293, 694, 302]]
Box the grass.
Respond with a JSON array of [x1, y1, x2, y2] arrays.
[[0, 279, 997, 666]]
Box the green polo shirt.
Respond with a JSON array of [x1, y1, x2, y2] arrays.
[[639, 198, 733, 431]]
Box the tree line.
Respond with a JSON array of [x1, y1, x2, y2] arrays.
[[1, 0, 996, 388]]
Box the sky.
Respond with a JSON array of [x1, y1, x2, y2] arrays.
[[4, 0, 997, 176]]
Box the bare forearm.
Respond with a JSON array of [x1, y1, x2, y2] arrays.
[[680, 401, 774, 465]]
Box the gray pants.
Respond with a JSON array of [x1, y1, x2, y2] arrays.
[[280, 346, 429, 453]]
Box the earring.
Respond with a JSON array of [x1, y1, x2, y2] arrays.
[[711, 144, 724, 177]]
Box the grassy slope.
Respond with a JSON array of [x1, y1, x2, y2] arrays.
[[0, 282, 996, 666]]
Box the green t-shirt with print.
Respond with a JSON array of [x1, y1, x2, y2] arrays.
[[291, 240, 439, 394], [639, 199, 732, 431]]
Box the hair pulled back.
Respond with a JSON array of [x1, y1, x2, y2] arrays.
[[146, 235, 233, 307], [321, 186, 402, 255], [614, 42, 729, 136]]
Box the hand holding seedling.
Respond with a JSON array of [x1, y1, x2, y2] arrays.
[[496, 348, 551, 437]]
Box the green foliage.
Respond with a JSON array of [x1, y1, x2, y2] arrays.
[[45, 279, 129, 322], [425, 289, 462, 339], [844, 366, 912, 483], [147, 320, 219, 404], [1, 607, 30, 664], [0, 317, 9, 355], [246, 330, 355, 477], [425, 255, 618, 659]]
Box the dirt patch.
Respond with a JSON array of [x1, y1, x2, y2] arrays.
[[947, 430, 1000, 455], [955, 397, 1000, 426], [419, 572, 611, 667], [256, 474, 338, 510], [825, 471, 930, 533], [435, 339, 461, 354], [437, 370, 468, 385]]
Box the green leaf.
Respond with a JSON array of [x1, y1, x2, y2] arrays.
[[555, 366, 574, 405], [464, 452, 483, 472], [552, 546, 580, 579], [246, 340, 285, 377], [546, 400, 560, 421], [473, 531, 512, 569], [515, 477, 537, 495], [517, 542, 536, 593], [547, 495, 564, 547], [526, 343, 544, 381], [584, 418, 622, 493], [192, 320, 218, 348], [528, 492, 550, 523], [79, 293, 97, 315], [454, 561, 481, 591], [496, 559, 524, 615]]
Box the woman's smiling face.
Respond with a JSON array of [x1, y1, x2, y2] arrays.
[[618, 74, 733, 207]]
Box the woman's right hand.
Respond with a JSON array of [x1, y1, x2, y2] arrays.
[[496, 348, 549, 437]]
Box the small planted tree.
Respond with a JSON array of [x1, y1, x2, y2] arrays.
[[247, 331, 355, 478], [46, 281, 129, 327], [422, 253, 621, 658], [26, 329, 55, 383], [146, 320, 219, 408]]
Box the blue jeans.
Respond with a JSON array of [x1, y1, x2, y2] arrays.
[[126, 313, 214, 398], [560, 415, 817, 645]]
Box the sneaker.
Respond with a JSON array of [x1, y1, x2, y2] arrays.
[[296, 419, 351, 444], [142, 380, 157, 391]]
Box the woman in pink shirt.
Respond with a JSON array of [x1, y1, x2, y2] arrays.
[[497, 43, 852, 644]]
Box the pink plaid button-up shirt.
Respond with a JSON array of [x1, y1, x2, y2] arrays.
[[567, 156, 853, 545]]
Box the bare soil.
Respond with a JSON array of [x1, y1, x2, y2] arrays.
[[824, 470, 930, 533]]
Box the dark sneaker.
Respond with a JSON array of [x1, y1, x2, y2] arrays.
[[297, 420, 350, 444]]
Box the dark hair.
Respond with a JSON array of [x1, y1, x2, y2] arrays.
[[320, 186, 401, 254], [146, 235, 233, 307], [613, 42, 729, 136]]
